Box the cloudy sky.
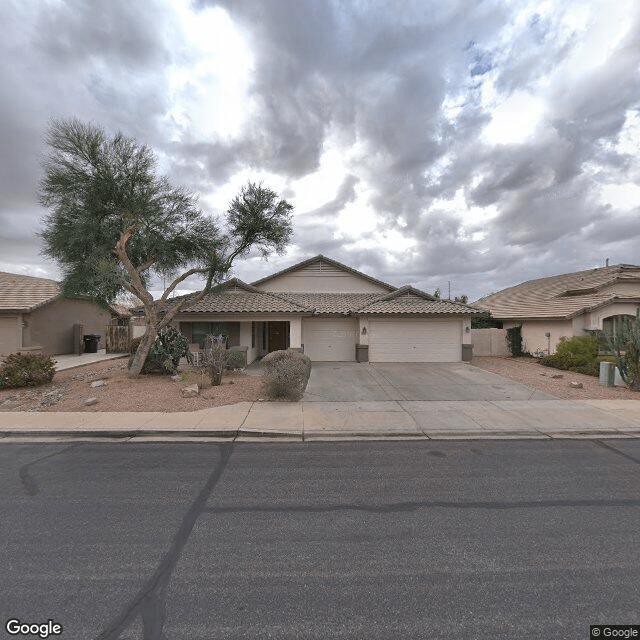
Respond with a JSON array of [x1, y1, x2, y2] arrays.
[[1, 0, 639, 301]]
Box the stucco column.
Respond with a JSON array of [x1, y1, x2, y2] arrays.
[[462, 318, 472, 345], [289, 317, 302, 349], [358, 317, 369, 345]]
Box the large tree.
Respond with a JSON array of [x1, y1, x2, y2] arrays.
[[39, 118, 293, 376]]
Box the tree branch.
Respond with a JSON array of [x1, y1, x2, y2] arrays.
[[137, 256, 157, 274], [112, 226, 154, 308], [160, 267, 209, 302]]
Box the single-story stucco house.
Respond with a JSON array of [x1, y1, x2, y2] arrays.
[[0, 271, 118, 356], [474, 263, 640, 355], [172, 255, 479, 364]]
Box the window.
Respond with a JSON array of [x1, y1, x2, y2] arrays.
[[190, 322, 240, 348]]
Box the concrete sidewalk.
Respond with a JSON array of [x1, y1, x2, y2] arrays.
[[54, 350, 128, 371], [1, 398, 639, 442]]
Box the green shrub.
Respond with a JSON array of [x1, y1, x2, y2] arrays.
[[225, 350, 246, 370], [541, 335, 600, 376], [261, 349, 312, 401], [506, 326, 527, 357], [0, 353, 56, 389]]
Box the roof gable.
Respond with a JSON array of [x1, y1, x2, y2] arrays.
[[0, 272, 60, 312], [357, 286, 480, 315], [252, 255, 396, 294]]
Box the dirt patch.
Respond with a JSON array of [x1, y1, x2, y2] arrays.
[[471, 356, 639, 400], [0, 359, 265, 412]]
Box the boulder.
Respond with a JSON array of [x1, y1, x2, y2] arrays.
[[83, 397, 99, 406], [569, 381, 583, 389], [180, 384, 199, 398], [90, 380, 106, 388]]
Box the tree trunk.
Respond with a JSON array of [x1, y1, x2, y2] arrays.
[[128, 325, 158, 377]]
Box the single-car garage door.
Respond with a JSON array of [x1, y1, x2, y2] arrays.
[[369, 318, 462, 362], [302, 317, 358, 361]]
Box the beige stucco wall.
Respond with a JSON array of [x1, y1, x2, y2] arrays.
[[504, 319, 573, 355], [599, 283, 640, 297], [0, 315, 21, 356], [255, 268, 389, 293], [29, 299, 112, 355], [585, 302, 640, 331], [470, 328, 509, 356]]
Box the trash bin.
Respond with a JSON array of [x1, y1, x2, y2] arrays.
[[83, 334, 101, 354], [599, 361, 614, 387]]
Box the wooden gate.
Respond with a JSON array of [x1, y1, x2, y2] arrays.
[[106, 325, 131, 353]]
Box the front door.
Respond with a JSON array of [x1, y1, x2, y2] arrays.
[[268, 321, 289, 352]]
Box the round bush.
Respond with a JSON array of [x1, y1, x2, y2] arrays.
[[0, 353, 56, 389], [261, 349, 312, 401]]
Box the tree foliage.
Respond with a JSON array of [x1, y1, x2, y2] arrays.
[[39, 118, 293, 376]]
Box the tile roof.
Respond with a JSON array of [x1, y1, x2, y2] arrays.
[[174, 280, 479, 317], [181, 280, 311, 313], [356, 286, 480, 315], [274, 293, 381, 314], [474, 264, 640, 319], [0, 272, 60, 312]]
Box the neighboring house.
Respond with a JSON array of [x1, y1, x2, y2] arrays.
[[174, 255, 479, 364], [0, 272, 116, 356], [474, 263, 640, 355]]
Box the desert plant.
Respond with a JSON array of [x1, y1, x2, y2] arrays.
[[541, 335, 600, 376], [203, 334, 227, 386], [225, 350, 246, 370], [127, 328, 190, 374], [598, 310, 640, 390], [261, 349, 312, 401], [0, 353, 56, 389]]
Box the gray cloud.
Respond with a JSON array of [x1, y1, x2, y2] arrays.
[[1, 0, 640, 302]]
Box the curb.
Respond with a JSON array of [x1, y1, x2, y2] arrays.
[[1, 429, 638, 441]]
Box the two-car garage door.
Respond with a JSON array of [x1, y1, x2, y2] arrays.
[[368, 318, 462, 362], [302, 317, 462, 362]]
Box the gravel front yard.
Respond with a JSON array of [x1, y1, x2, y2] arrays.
[[1, 356, 637, 412], [471, 356, 638, 400], [0, 359, 264, 412]]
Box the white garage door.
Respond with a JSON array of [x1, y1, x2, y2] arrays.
[[369, 318, 462, 362], [302, 317, 358, 361]]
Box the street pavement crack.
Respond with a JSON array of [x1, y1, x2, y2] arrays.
[[18, 443, 80, 496], [96, 443, 234, 640], [593, 439, 640, 467], [203, 496, 640, 515]]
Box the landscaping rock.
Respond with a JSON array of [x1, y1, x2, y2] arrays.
[[170, 375, 182, 382], [41, 390, 64, 406], [84, 397, 99, 406], [569, 381, 583, 389], [180, 384, 199, 398], [90, 380, 106, 388], [551, 374, 564, 379]]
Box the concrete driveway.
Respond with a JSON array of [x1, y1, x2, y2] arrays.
[[303, 362, 556, 402]]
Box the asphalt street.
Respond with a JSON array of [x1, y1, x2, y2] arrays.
[[1, 440, 639, 640]]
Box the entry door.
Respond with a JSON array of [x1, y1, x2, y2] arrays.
[[268, 321, 289, 352]]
